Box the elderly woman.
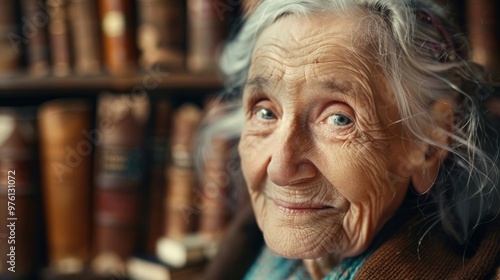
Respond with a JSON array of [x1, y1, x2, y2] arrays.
[[201, 0, 500, 279]]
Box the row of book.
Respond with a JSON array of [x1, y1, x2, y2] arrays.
[[0, 0, 231, 78], [0, 93, 245, 279]]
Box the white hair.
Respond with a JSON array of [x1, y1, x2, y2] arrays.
[[197, 0, 499, 245]]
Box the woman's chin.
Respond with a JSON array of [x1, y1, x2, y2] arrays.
[[262, 228, 342, 259]]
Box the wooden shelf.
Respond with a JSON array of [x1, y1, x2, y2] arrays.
[[0, 72, 223, 94]]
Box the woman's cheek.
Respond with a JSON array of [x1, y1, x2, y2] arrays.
[[238, 133, 272, 191]]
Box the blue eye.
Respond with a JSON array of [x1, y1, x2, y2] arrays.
[[326, 114, 352, 126], [255, 108, 276, 120]]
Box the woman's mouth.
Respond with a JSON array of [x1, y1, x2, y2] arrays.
[[273, 199, 333, 214]]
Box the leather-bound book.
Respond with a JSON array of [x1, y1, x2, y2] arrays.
[[467, 0, 500, 75], [20, 0, 50, 76], [0, 108, 39, 279], [38, 100, 92, 274], [199, 135, 232, 241], [137, 0, 185, 70], [144, 99, 172, 255], [0, 0, 20, 76], [91, 92, 150, 276], [47, 0, 72, 77], [99, 0, 136, 76], [68, 0, 101, 75], [164, 104, 202, 240], [187, 0, 228, 73]]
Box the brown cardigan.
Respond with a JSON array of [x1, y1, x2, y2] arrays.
[[356, 216, 500, 279]]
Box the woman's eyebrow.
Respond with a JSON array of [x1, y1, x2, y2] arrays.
[[320, 80, 352, 95], [245, 76, 269, 91]]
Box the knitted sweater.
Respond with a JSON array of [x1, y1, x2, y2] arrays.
[[355, 216, 500, 279]]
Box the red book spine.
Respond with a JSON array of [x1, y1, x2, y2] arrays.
[[92, 93, 149, 275], [0, 109, 38, 278]]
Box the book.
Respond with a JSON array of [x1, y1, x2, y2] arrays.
[[126, 256, 171, 280], [144, 99, 172, 255], [137, 0, 185, 70], [127, 254, 205, 280], [0, 0, 21, 76], [467, 0, 500, 75], [186, 0, 228, 73], [20, 0, 50, 76], [68, 0, 101, 75], [91, 92, 150, 276], [198, 134, 232, 242], [164, 104, 202, 240], [156, 234, 207, 268], [38, 99, 93, 274], [47, 0, 72, 77], [0, 108, 39, 279], [99, 0, 136, 76]]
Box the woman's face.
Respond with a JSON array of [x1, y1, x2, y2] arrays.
[[239, 14, 423, 259]]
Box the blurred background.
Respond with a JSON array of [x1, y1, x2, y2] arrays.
[[0, 0, 498, 279]]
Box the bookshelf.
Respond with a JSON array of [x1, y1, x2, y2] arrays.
[[0, 0, 236, 278]]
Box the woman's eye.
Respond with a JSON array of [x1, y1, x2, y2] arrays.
[[254, 107, 276, 120], [326, 114, 352, 126]]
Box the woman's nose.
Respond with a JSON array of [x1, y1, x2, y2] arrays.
[[266, 124, 317, 186]]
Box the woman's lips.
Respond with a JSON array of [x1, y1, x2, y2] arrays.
[[273, 199, 333, 214]]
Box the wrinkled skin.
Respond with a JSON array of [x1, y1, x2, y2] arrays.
[[239, 14, 433, 260]]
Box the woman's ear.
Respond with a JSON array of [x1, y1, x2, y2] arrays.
[[411, 99, 454, 194]]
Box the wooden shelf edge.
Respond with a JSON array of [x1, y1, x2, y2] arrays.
[[0, 72, 224, 93]]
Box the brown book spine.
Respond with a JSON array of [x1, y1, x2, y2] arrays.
[[92, 93, 149, 274], [0, 0, 20, 76], [137, 0, 185, 69], [199, 136, 232, 241], [99, 0, 136, 76], [0, 109, 38, 278], [467, 0, 500, 75], [164, 104, 202, 240], [20, 0, 50, 76], [38, 100, 92, 274], [145, 100, 171, 254], [47, 0, 71, 77], [187, 0, 227, 73], [68, 0, 101, 75]]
